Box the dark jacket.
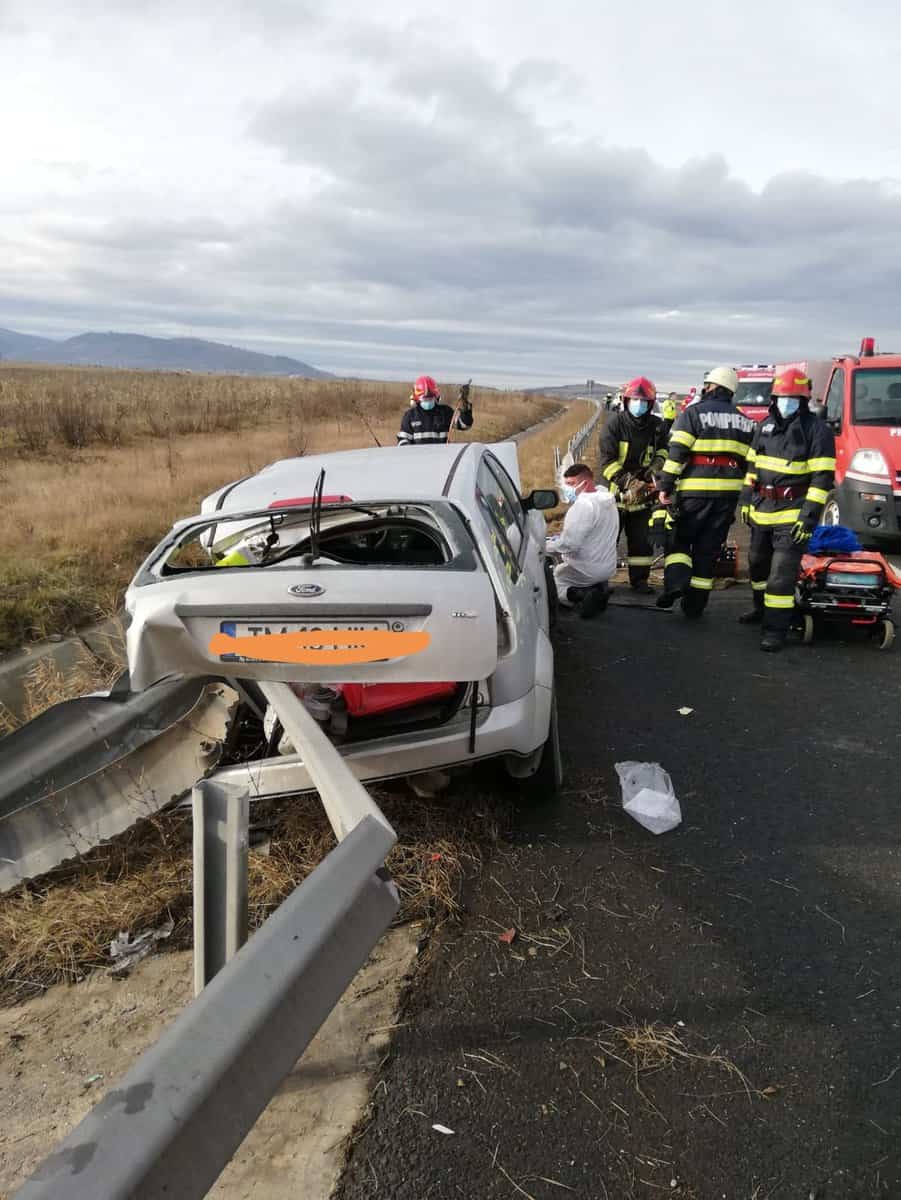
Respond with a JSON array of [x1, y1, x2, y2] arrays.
[[597, 410, 668, 509], [738, 406, 836, 527], [397, 402, 473, 445], [656, 395, 756, 501]]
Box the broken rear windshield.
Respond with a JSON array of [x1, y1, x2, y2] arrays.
[[157, 502, 470, 574]]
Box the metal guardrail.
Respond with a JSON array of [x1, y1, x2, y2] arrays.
[[17, 683, 399, 1200], [0, 678, 234, 893], [553, 398, 603, 474]]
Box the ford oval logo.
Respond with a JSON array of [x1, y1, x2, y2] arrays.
[[288, 583, 326, 598]]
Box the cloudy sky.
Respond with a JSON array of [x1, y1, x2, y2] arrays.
[[3, 0, 901, 387]]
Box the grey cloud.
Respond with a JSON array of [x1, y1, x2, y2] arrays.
[[8, 10, 901, 386]]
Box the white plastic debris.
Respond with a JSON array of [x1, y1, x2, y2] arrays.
[[615, 761, 682, 835], [677, 706, 694, 716], [109, 917, 175, 976], [431, 1124, 455, 1135]]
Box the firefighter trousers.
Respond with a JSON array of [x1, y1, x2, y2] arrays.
[[663, 497, 734, 615], [620, 507, 655, 585], [747, 523, 803, 633]]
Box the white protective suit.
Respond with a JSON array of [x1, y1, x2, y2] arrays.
[[546, 488, 619, 604]]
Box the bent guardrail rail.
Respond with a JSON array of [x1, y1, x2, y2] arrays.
[[0, 677, 234, 893], [16, 680, 399, 1200]]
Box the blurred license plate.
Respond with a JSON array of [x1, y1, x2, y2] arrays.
[[218, 619, 396, 662]]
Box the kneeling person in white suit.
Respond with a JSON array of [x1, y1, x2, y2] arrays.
[[546, 463, 618, 619]]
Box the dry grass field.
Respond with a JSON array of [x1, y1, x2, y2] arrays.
[[0, 364, 564, 652]]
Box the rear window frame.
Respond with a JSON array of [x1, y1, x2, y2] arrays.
[[133, 499, 481, 587]]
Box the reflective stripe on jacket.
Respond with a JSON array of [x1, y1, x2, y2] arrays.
[[397, 402, 473, 445], [738, 407, 836, 526], [597, 410, 667, 507], [656, 397, 755, 497]]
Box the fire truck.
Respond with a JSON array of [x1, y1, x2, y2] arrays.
[[817, 337, 901, 545]]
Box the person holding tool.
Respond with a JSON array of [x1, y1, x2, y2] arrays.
[[546, 463, 619, 618], [397, 375, 473, 445], [654, 366, 755, 618], [597, 376, 668, 593], [737, 368, 836, 652]]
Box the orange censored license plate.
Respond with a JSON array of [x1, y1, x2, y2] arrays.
[[210, 622, 430, 666]]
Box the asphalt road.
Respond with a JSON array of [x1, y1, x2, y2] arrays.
[[338, 585, 901, 1200]]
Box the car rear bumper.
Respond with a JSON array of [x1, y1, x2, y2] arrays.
[[214, 685, 553, 797]]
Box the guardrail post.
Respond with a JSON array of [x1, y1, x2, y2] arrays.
[[193, 778, 250, 995]]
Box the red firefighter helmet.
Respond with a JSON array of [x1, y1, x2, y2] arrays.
[[411, 375, 440, 402], [622, 376, 657, 401], [771, 368, 811, 399]]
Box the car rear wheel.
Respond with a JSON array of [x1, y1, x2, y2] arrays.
[[801, 613, 815, 645], [878, 618, 895, 651]]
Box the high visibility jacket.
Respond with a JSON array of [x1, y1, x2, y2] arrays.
[[397, 402, 473, 445], [739, 407, 836, 527], [597, 411, 668, 510], [656, 396, 755, 499]]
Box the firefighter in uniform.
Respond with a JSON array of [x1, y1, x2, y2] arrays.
[[597, 376, 668, 593], [737, 368, 836, 652], [661, 392, 679, 440], [397, 375, 473, 445], [654, 366, 755, 617]]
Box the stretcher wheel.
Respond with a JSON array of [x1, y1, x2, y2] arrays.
[[878, 619, 895, 651], [801, 613, 815, 645]]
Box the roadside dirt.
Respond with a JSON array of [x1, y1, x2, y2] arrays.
[[0, 929, 418, 1199]]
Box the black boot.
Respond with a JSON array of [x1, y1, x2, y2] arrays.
[[656, 590, 681, 609], [680, 595, 706, 620], [579, 583, 609, 619], [738, 608, 764, 625], [760, 629, 786, 653], [631, 580, 654, 595]]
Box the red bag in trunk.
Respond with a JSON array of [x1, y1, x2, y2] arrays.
[[340, 682, 457, 717]]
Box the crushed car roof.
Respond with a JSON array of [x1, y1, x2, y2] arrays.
[[204, 443, 514, 514]]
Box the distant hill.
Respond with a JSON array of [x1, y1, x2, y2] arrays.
[[0, 327, 332, 378], [0, 328, 60, 360], [527, 383, 619, 398]]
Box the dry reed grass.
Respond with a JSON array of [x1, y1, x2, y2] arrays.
[[0, 785, 509, 999], [0, 365, 560, 650], [0, 621, 126, 733], [598, 1019, 756, 1099]]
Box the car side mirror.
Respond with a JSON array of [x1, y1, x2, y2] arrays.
[[523, 488, 558, 511], [810, 402, 826, 420]]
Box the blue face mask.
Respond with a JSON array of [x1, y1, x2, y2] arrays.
[[419, 398, 437, 411], [629, 400, 649, 417], [562, 484, 578, 504], [776, 397, 800, 420]]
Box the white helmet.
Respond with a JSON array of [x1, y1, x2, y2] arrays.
[[703, 366, 738, 394]]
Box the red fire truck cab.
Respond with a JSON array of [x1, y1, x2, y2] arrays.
[[820, 337, 901, 545]]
